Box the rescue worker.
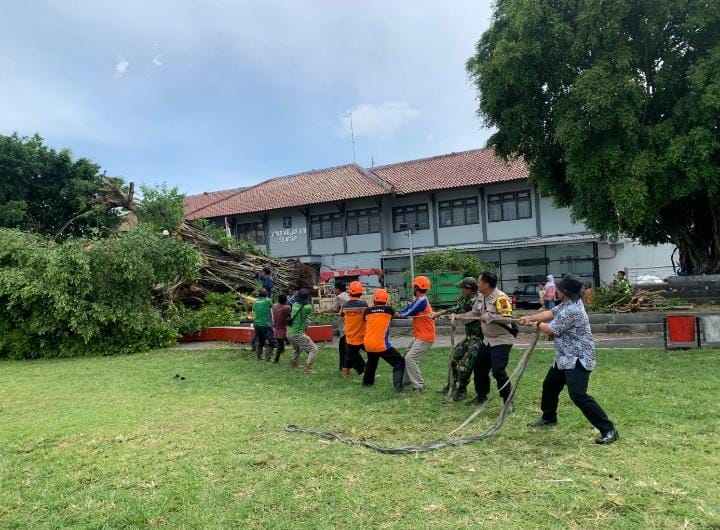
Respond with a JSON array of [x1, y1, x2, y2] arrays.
[[362, 289, 405, 392], [339, 281, 368, 378], [396, 275, 436, 392], [287, 288, 319, 374], [432, 277, 484, 401], [464, 271, 515, 406], [519, 274, 618, 444], [331, 281, 351, 372]]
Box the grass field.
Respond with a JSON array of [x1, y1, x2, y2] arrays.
[[1, 345, 719, 529]]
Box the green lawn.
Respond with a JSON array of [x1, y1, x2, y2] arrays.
[[1, 345, 719, 529]]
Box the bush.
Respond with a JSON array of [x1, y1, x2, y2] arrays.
[[0, 227, 202, 359], [175, 292, 241, 336], [587, 281, 632, 313], [415, 250, 495, 278]]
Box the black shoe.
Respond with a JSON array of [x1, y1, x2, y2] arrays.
[[466, 395, 487, 406], [437, 385, 449, 394], [452, 388, 467, 402], [528, 417, 557, 428], [595, 429, 619, 445]]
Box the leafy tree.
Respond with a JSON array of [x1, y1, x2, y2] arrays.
[[0, 133, 122, 237], [467, 0, 720, 274], [136, 183, 186, 231], [415, 250, 496, 278]]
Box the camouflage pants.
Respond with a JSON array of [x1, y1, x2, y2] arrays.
[[451, 337, 483, 388]]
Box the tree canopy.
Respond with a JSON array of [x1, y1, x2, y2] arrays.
[[0, 133, 123, 237], [467, 0, 720, 274]]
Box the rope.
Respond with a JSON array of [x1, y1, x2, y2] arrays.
[[285, 322, 541, 454]]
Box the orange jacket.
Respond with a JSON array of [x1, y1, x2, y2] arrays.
[[363, 305, 395, 353]]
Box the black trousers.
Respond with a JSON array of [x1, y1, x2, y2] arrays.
[[541, 361, 614, 434], [254, 325, 275, 351], [474, 343, 512, 402], [274, 337, 286, 362], [338, 335, 346, 370], [362, 347, 405, 390], [343, 341, 367, 374]]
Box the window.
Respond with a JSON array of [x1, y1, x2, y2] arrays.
[[310, 212, 343, 239], [236, 222, 266, 245], [438, 197, 479, 227], [392, 204, 430, 232], [487, 190, 532, 222], [283, 216, 292, 229], [346, 207, 380, 236]]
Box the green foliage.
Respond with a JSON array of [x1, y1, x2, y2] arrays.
[[194, 218, 269, 255], [136, 183, 186, 231], [415, 250, 495, 278], [587, 281, 633, 313], [176, 292, 241, 336], [0, 133, 122, 237], [0, 226, 202, 359], [467, 0, 720, 273]]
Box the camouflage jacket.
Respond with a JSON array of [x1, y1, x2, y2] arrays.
[[444, 296, 483, 338]]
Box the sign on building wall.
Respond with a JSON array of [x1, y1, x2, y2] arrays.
[[271, 227, 306, 243]]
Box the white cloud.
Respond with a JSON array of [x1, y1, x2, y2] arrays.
[[114, 55, 129, 79], [152, 53, 163, 66], [340, 102, 419, 138]]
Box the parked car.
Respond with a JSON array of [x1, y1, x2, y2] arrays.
[[514, 284, 543, 309]]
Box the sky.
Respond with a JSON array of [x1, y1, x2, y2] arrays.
[[0, 1, 495, 195]]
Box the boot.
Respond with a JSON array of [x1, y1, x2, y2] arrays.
[[255, 345, 263, 361], [341, 367, 351, 379], [392, 367, 404, 392], [274, 350, 282, 363], [264, 346, 273, 362], [304, 362, 317, 374], [452, 386, 467, 402]]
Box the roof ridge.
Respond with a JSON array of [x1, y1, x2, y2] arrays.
[[372, 147, 491, 170], [186, 186, 246, 199], [186, 188, 247, 216], [357, 165, 395, 193]]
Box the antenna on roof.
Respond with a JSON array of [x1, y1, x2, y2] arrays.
[[350, 111, 357, 164]]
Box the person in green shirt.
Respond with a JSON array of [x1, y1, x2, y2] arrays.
[[432, 277, 485, 402], [252, 289, 274, 361], [287, 289, 319, 374]]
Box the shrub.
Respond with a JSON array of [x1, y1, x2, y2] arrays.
[[415, 250, 496, 278], [175, 292, 241, 336], [0, 227, 202, 359]]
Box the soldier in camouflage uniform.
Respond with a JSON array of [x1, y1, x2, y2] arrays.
[[433, 277, 484, 401]]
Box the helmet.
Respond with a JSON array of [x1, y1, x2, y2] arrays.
[[348, 281, 364, 296], [373, 288, 389, 304], [457, 277, 478, 292], [413, 275, 431, 291]]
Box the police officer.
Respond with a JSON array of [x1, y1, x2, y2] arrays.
[[433, 277, 484, 401], [465, 271, 515, 406]]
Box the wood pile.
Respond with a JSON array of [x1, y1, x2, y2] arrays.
[[175, 221, 314, 305], [609, 289, 693, 313]]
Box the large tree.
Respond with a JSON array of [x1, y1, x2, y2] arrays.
[[467, 0, 720, 274], [0, 133, 123, 237]]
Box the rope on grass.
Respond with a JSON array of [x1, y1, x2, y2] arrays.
[[285, 322, 541, 454]]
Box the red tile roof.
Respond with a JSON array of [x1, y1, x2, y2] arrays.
[[371, 148, 527, 195], [184, 149, 529, 219], [185, 187, 246, 217], [185, 164, 393, 220]]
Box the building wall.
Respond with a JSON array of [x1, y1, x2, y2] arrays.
[[384, 193, 436, 250], [598, 241, 675, 284], [265, 209, 308, 257], [538, 196, 587, 236]]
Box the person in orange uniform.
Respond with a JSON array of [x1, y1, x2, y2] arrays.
[[363, 288, 405, 392], [396, 275, 436, 392], [339, 281, 368, 378]]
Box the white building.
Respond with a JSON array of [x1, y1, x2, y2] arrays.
[[185, 149, 674, 290]]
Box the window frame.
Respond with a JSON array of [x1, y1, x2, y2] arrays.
[[346, 207, 381, 236], [310, 212, 343, 240], [487, 190, 533, 222], [236, 221, 266, 245], [438, 196, 479, 227], [392, 203, 430, 232]]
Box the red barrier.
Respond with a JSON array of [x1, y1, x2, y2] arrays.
[[180, 325, 334, 343], [664, 314, 700, 349]]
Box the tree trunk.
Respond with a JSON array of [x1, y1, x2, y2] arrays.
[[673, 196, 720, 275]]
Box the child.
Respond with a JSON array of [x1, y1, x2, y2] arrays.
[[340, 281, 368, 378], [396, 275, 436, 392], [362, 289, 405, 392], [272, 293, 291, 363], [252, 289, 274, 361], [286, 289, 319, 374]]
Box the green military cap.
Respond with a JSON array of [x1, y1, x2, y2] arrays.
[[458, 277, 478, 290]]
